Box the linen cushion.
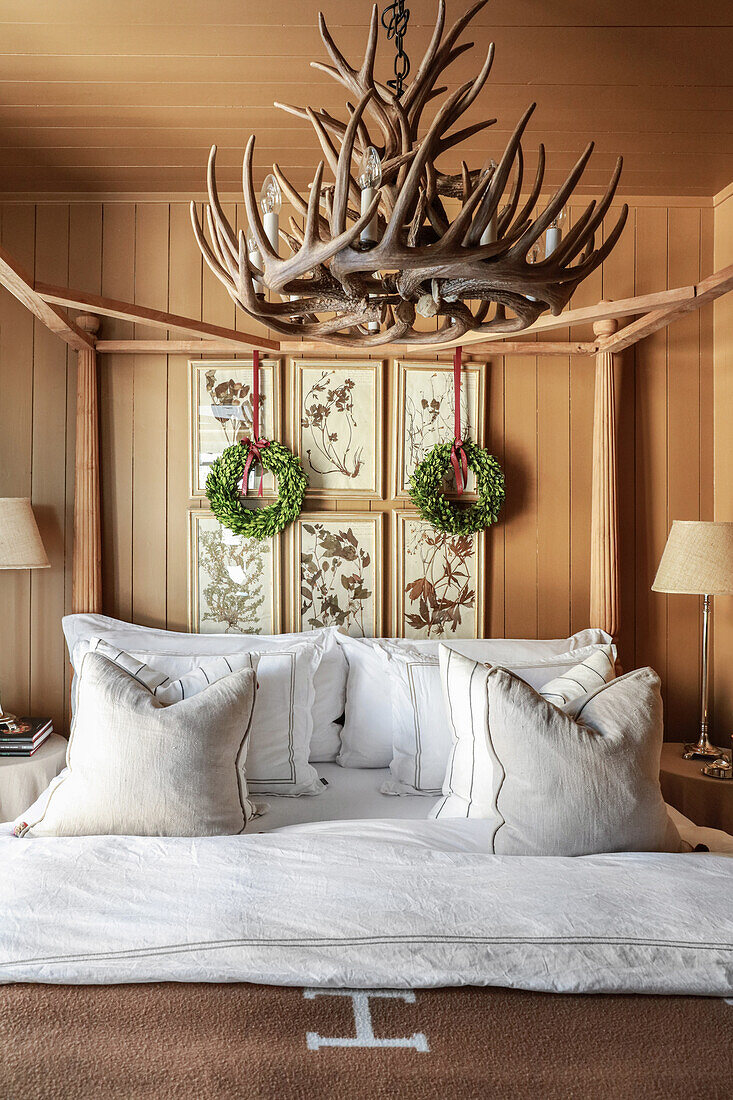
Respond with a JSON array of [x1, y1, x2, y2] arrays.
[[20, 652, 256, 838], [62, 613, 346, 763], [336, 630, 613, 769], [431, 647, 683, 856], [86, 636, 323, 797], [380, 642, 617, 795]]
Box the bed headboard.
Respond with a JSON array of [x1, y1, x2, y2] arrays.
[[70, 335, 620, 643]]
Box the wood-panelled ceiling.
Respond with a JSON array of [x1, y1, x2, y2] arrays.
[[0, 0, 731, 197]]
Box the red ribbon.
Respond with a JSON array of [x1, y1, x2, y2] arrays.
[[239, 349, 269, 497], [450, 344, 468, 495]]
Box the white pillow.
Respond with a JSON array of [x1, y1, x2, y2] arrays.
[[18, 652, 257, 838], [335, 630, 613, 769], [380, 642, 617, 795], [538, 646, 617, 705], [85, 636, 323, 797], [63, 614, 346, 763], [431, 648, 684, 856], [87, 637, 252, 701]]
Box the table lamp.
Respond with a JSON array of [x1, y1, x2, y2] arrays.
[[0, 498, 49, 730], [652, 520, 733, 759]]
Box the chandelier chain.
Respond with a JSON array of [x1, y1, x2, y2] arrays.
[[381, 0, 410, 98]]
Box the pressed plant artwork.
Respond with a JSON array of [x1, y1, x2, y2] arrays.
[[398, 515, 483, 639], [295, 361, 381, 497], [189, 511, 279, 634], [190, 361, 278, 497], [397, 364, 482, 497], [296, 515, 381, 637]]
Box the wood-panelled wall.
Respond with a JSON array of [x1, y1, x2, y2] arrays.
[[713, 185, 733, 742], [0, 197, 716, 742]]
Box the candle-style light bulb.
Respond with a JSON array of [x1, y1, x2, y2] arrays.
[[260, 173, 281, 255], [526, 244, 540, 302], [480, 158, 498, 246], [357, 146, 382, 247], [545, 205, 566, 257], [246, 229, 264, 294], [260, 173, 282, 215]]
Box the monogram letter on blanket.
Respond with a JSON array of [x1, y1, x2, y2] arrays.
[[304, 989, 429, 1052]]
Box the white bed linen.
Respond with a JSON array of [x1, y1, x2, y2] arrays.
[[2, 792, 732, 992], [252, 764, 431, 830]]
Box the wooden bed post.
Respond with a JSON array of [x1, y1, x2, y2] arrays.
[[72, 313, 102, 614], [590, 311, 619, 640]]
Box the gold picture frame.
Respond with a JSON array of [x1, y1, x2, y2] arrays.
[[292, 358, 384, 499], [392, 359, 485, 499], [392, 512, 485, 639], [292, 512, 384, 637], [189, 358, 281, 499], [188, 509, 282, 634]]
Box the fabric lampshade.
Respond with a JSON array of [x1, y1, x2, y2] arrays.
[[0, 498, 50, 569], [652, 521, 733, 595]]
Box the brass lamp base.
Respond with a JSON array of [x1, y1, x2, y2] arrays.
[[683, 735, 722, 760]]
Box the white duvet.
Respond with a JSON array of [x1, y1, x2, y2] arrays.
[[2, 814, 732, 995]]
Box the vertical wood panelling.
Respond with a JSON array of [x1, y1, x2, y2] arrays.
[[537, 355, 570, 638], [167, 203, 203, 631], [568, 206, 604, 636], [666, 207, 703, 736], [0, 197, 719, 744], [713, 192, 733, 741], [602, 205, 637, 667], [131, 203, 170, 627], [503, 355, 538, 637], [65, 205, 103, 723], [634, 207, 669, 705], [29, 204, 69, 731], [100, 203, 135, 623], [0, 205, 35, 720]]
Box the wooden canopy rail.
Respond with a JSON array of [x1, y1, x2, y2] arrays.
[[1, 236, 731, 644]]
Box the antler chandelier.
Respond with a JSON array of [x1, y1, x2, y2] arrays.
[[191, 0, 628, 347]]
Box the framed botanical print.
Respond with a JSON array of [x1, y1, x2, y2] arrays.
[[393, 359, 484, 498], [188, 509, 281, 634], [393, 513, 484, 639], [293, 513, 383, 637], [189, 359, 281, 498], [293, 359, 383, 498]]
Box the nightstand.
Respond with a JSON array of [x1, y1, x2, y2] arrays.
[[0, 733, 67, 823], [660, 742, 733, 834]]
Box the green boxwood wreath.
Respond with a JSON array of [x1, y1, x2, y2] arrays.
[[408, 439, 505, 535], [206, 439, 307, 540]]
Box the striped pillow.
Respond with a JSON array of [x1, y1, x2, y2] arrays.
[[86, 636, 324, 796], [538, 646, 617, 706], [430, 649, 683, 856], [88, 637, 250, 702]]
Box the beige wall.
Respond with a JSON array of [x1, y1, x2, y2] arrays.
[[0, 197, 717, 741], [713, 185, 733, 741]]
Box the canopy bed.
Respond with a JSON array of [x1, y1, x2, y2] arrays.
[[2, 3, 733, 1097], [1, 202, 732, 1100]]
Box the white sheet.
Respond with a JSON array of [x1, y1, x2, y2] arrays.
[[2, 815, 732, 993], [4, 764, 733, 993], [252, 764, 432, 830]]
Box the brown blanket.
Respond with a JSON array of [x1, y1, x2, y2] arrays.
[[2, 983, 732, 1099]]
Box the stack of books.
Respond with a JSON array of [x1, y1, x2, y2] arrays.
[[0, 718, 53, 756]]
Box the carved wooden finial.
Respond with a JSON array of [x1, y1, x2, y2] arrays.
[[593, 303, 618, 339], [76, 312, 101, 337]]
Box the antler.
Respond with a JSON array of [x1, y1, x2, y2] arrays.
[[191, 0, 627, 347]]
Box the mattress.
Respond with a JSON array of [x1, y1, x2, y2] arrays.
[[251, 764, 434, 831]]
